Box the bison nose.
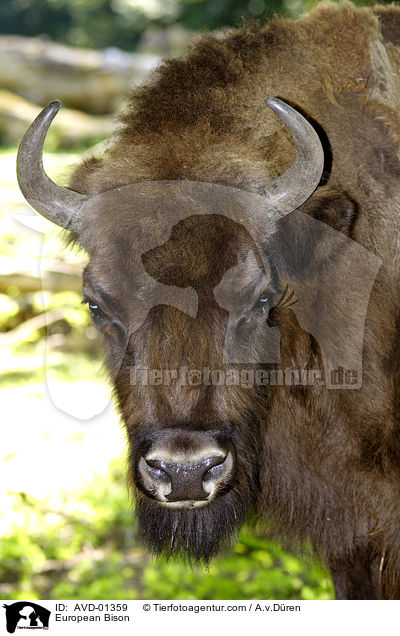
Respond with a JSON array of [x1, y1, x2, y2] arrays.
[[137, 444, 234, 506]]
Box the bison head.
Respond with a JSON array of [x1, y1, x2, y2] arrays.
[[18, 98, 366, 562]]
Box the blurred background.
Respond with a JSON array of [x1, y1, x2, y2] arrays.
[[1, 0, 386, 601]]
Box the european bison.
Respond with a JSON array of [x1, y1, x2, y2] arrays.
[[17, 2, 400, 599]]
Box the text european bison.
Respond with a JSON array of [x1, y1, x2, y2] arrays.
[[17, 2, 400, 599]]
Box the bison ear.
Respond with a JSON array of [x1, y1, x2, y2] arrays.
[[300, 189, 357, 236], [267, 190, 358, 279]]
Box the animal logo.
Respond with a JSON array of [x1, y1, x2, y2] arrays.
[[2, 602, 50, 633]]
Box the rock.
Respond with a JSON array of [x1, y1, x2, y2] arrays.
[[0, 90, 114, 148], [0, 35, 160, 115], [0, 257, 82, 293]]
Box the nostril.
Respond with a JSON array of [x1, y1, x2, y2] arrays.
[[202, 451, 234, 495], [202, 454, 227, 479], [204, 461, 226, 481], [138, 457, 172, 498], [144, 459, 171, 485]]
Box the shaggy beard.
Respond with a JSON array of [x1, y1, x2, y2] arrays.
[[135, 483, 254, 563]]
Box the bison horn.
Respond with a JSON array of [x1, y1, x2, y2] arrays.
[[17, 99, 323, 230], [17, 100, 87, 232], [259, 97, 324, 216]]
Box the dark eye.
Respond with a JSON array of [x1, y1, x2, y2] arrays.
[[253, 291, 269, 312], [82, 297, 107, 323], [89, 302, 105, 321]]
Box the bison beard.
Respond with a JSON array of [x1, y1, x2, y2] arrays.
[[135, 480, 253, 563]]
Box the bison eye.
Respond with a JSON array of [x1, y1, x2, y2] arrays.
[[82, 298, 107, 324], [89, 302, 103, 320], [252, 291, 269, 312]]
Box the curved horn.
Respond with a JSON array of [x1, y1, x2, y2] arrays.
[[258, 97, 324, 216], [17, 100, 87, 231]]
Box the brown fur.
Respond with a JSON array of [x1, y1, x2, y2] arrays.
[[70, 2, 400, 598]]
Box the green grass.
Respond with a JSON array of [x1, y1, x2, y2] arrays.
[[0, 462, 334, 600]]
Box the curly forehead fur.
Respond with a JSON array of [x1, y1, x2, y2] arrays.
[[70, 1, 399, 197]]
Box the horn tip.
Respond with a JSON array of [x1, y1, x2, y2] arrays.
[[48, 99, 62, 112], [265, 96, 286, 114]]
